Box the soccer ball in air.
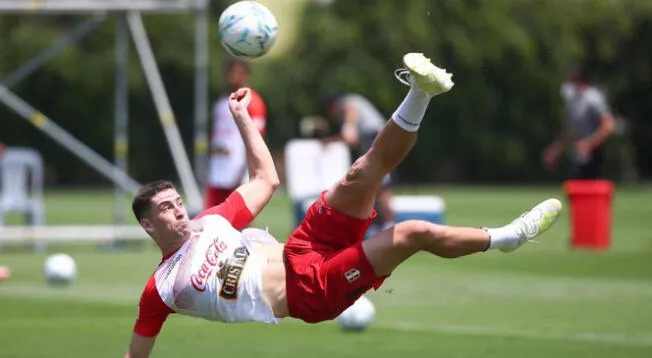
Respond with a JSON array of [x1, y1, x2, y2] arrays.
[[44, 253, 77, 286], [336, 295, 376, 332], [218, 1, 279, 59]]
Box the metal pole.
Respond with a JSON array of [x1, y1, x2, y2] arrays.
[[126, 11, 203, 214], [114, 12, 130, 227], [1, 14, 106, 88], [0, 84, 141, 195], [193, 2, 210, 189]]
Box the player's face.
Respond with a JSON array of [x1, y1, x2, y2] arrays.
[[146, 189, 191, 241], [326, 102, 343, 122], [227, 64, 248, 89]]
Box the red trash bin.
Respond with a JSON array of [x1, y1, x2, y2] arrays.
[[563, 180, 614, 250]]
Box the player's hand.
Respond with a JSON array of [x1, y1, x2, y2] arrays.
[[228, 87, 252, 118], [542, 146, 560, 168], [574, 139, 592, 159]]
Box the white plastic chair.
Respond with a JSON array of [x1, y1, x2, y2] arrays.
[[284, 139, 351, 225], [284, 139, 448, 238], [391, 195, 446, 224], [0, 147, 46, 228]]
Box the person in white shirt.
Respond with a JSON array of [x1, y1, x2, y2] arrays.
[[205, 58, 267, 209]]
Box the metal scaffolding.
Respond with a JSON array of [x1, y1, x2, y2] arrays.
[[0, 0, 200, 12], [0, 0, 210, 223]]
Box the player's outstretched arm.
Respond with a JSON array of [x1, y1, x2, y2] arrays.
[[124, 333, 156, 358], [229, 87, 280, 217]]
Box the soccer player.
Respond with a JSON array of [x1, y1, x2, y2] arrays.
[[124, 53, 563, 358], [205, 57, 267, 209]]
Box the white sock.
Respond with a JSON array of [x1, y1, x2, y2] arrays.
[[391, 87, 432, 132], [485, 225, 521, 251]]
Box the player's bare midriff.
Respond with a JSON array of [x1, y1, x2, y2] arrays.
[[249, 240, 289, 318]]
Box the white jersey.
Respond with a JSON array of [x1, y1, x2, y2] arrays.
[[157, 215, 278, 323], [132, 193, 279, 338], [208, 90, 267, 188], [208, 97, 246, 188]]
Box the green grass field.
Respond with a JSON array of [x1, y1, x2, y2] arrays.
[[1, 185, 651, 358]]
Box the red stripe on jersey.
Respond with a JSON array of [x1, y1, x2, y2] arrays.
[[194, 190, 253, 230], [133, 274, 174, 337], [248, 90, 267, 136]]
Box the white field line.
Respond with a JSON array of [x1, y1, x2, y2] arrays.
[[375, 321, 652, 348]]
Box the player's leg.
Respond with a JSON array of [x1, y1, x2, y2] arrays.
[[362, 198, 563, 276], [325, 53, 454, 220], [374, 186, 395, 227]]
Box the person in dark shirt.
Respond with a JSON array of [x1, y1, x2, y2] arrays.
[[543, 68, 616, 179]]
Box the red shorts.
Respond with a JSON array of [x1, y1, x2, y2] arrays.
[[204, 187, 236, 209], [284, 191, 388, 323]]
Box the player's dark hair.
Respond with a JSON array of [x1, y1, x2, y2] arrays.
[[321, 90, 344, 114], [566, 65, 589, 84], [132, 180, 176, 221]]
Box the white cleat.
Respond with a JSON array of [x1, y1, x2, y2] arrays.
[[394, 53, 455, 96], [500, 198, 563, 253]]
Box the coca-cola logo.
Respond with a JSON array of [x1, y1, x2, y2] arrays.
[[190, 239, 228, 291]]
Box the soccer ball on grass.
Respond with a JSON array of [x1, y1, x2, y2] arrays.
[[44, 253, 77, 286], [336, 295, 376, 332]]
